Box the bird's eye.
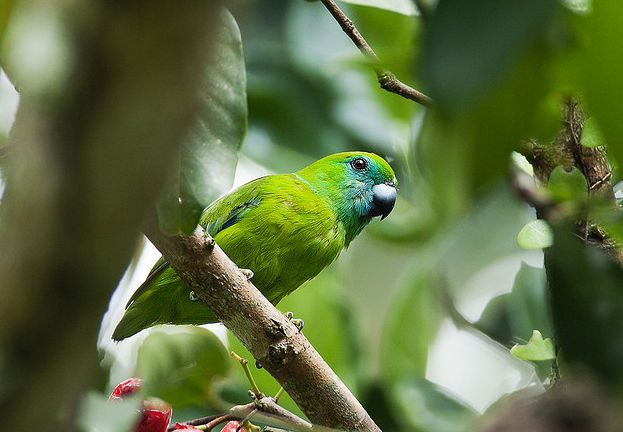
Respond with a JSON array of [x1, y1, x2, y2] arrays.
[[350, 157, 368, 171]]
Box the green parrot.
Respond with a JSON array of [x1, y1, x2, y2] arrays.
[[112, 151, 397, 341]]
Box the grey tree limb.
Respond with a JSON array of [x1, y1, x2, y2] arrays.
[[143, 221, 381, 432]]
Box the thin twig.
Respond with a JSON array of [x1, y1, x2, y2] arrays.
[[509, 165, 560, 222], [170, 398, 318, 432], [318, 0, 432, 106], [204, 414, 234, 431], [231, 351, 264, 399], [167, 414, 223, 431]]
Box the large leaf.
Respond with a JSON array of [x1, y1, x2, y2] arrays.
[[391, 378, 477, 432], [475, 262, 552, 379], [581, 117, 607, 149], [581, 0, 623, 167], [157, 9, 247, 234], [381, 264, 441, 378], [421, 0, 557, 110], [416, 47, 560, 215], [547, 229, 623, 387], [476, 263, 551, 347], [136, 328, 231, 408], [78, 392, 141, 432], [547, 166, 588, 203], [0, 0, 15, 44]]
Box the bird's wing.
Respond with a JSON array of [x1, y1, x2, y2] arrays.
[[200, 177, 266, 236], [124, 257, 169, 308], [113, 176, 274, 341]]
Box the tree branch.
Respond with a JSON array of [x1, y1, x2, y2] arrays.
[[517, 99, 623, 266], [169, 396, 333, 432], [318, 0, 432, 107], [143, 219, 381, 432]]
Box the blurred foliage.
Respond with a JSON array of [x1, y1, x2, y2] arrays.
[[5, 0, 623, 430], [548, 166, 588, 203], [156, 9, 246, 234], [547, 230, 623, 387], [0, 0, 15, 45], [77, 392, 141, 432], [136, 328, 231, 409], [517, 220, 554, 250], [391, 378, 477, 432], [581, 0, 623, 166]]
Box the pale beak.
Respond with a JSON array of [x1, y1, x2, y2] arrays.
[[370, 182, 397, 220]]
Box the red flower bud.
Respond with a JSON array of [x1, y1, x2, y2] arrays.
[[109, 377, 144, 401]]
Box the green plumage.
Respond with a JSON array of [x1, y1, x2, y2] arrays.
[[113, 152, 396, 341]]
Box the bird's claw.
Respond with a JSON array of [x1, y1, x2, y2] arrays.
[[240, 268, 254, 280], [204, 234, 215, 250], [285, 311, 304, 332]]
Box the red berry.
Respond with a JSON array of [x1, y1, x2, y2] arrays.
[[137, 399, 172, 432], [109, 377, 144, 401], [108, 378, 172, 432], [173, 423, 203, 431], [221, 420, 245, 432]]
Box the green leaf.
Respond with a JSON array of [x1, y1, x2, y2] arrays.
[[381, 265, 440, 378], [421, 0, 557, 110], [157, 9, 247, 234], [77, 391, 141, 432], [548, 229, 623, 388], [475, 263, 552, 378], [391, 378, 477, 432], [417, 49, 559, 212], [0, 0, 15, 44], [511, 330, 555, 361], [136, 327, 230, 408], [517, 220, 553, 250], [338, 0, 417, 16], [548, 165, 588, 202], [581, 117, 607, 148], [581, 0, 623, 167]]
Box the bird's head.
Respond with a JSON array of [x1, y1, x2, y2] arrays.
[[297, 152, 397, 243]]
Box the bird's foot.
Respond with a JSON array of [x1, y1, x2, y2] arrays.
[[203, 233, 215, 250], [240, 268, 254, 280], [285, 311, 304, 332]]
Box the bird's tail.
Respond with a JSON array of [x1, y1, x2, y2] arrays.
[[112, 264, 218, 341]]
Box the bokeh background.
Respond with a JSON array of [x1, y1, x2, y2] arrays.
[[3, 0, 622, 431]]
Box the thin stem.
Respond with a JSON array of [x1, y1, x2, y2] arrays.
[[205, 414, 234, 431], [231, 351, 264, 398], [167, 414, 223, 431], [273, 387, 285, 404], [318, 0, 432, 106]]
